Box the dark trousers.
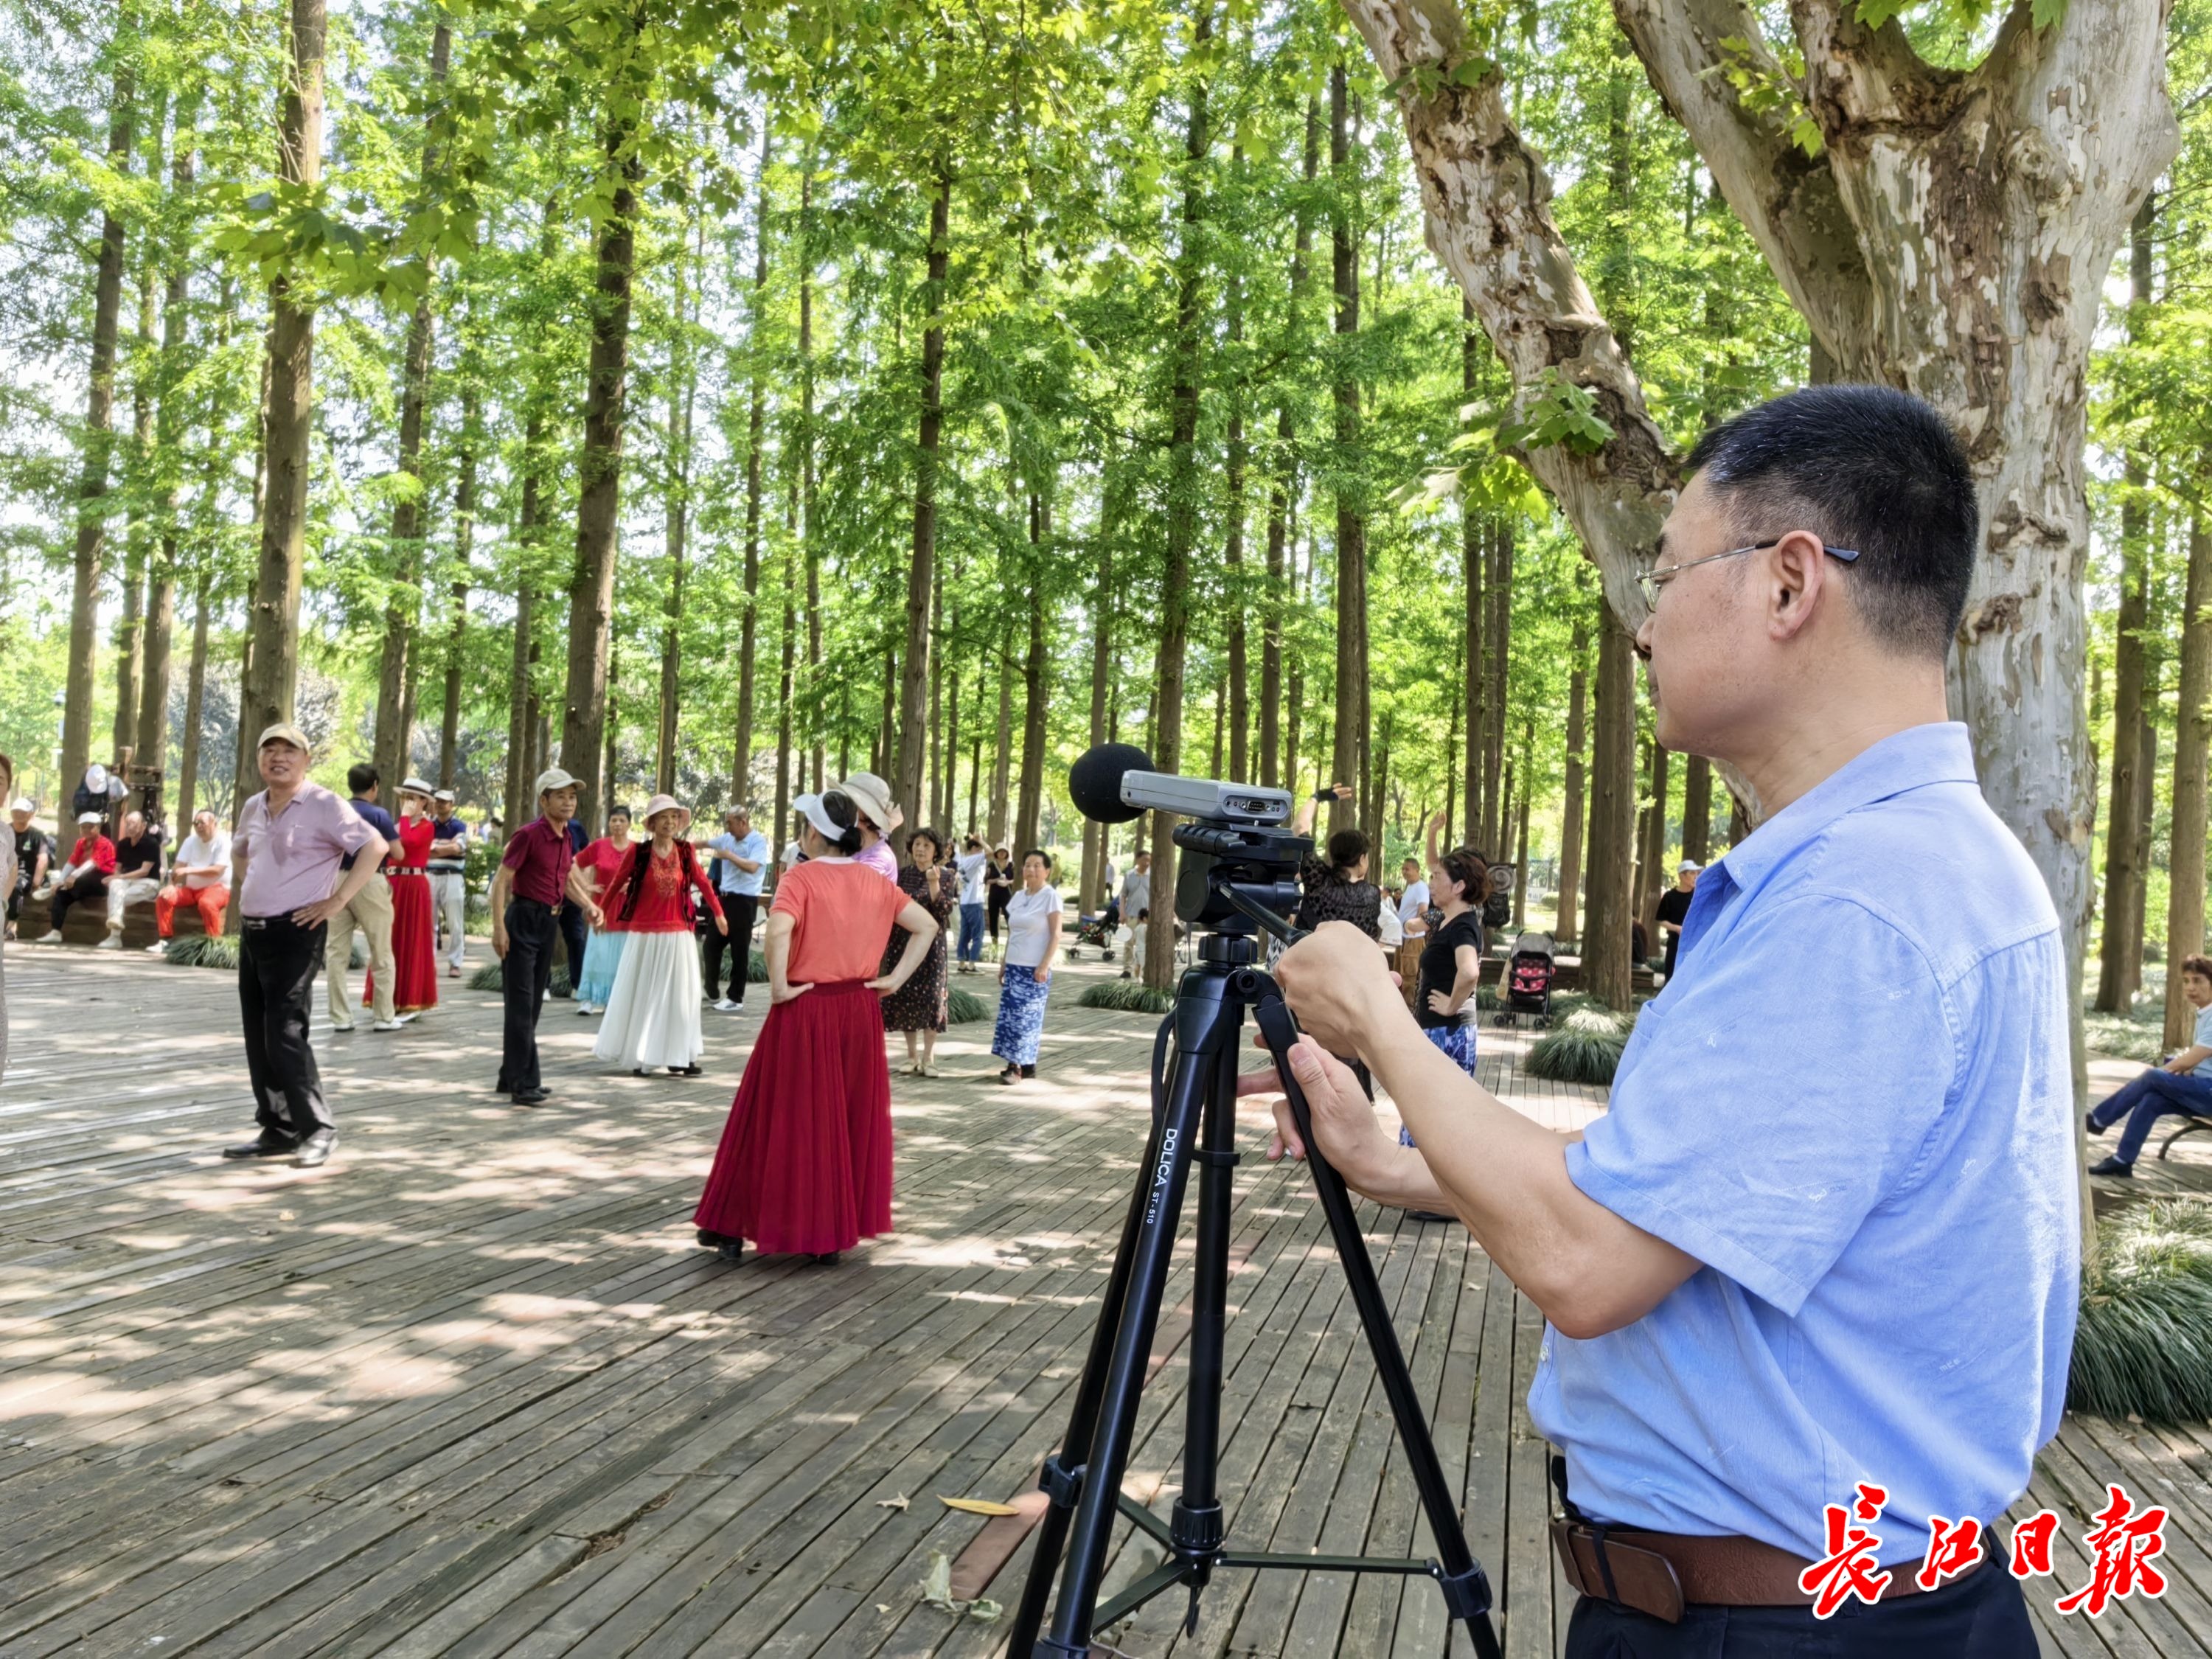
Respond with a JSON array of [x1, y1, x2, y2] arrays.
[[556, 900, 588, 997], [239, 915, 332, 1138], [1563, 1559, 2034, 1658], [703, 892, 758, 1001], [51, 868, 108, 931], [2090, 1065, 2212, 1164], [500, 900, 559, 1093]]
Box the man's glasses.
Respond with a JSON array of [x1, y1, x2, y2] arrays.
[[1637, 538, 1860, 610]]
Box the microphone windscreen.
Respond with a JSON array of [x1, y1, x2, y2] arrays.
[[1068, 743, 1153, 824]]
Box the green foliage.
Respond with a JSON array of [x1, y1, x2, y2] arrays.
[[946, 984, 987, 1023], [1078, 978, 1177, 1015], [1524, 1006, 1631, 1085], [2070, 1200, 2212, 1424], [467, 959, 572, 997], [164, 932, 239, 970]]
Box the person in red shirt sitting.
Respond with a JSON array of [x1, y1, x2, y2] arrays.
[[37, 812, 117, 942], [592, 793, 725, 1077]]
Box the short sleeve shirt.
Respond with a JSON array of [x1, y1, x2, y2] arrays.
[[1528, 723, 2077, 1566], [236, 784, 378, 916], [2192, 1004, 2212, 1078], [707, 829, 769, 897], [855, 839, 900, 883], [773, 858, 910, 983], [501, 817, 576, 907]]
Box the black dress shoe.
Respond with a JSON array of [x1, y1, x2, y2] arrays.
[[512, 1086, 551, 1107], [2086, 1111, 2104, 1138], [222, 1130, 299, 1160], [807, 1251, 840, 1267], [2089, 1155, 2135, 1178], [717, 1239, 745, 1263], [294, 1130, 336, 1167], [668, 1064, 702, 1077]]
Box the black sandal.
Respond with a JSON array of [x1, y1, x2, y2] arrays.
[[808, 1251, 839, 1267], [668, 1064, 702, 1077]]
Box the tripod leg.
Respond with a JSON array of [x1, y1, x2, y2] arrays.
[[1032, 1041, 1211, 1658], [1169, 1026, 1241, 1617], [1252, 993, 1502, 1659], [1004, 1092, 1171, 1658]]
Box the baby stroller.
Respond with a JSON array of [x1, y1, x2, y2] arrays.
[[1493, 931, 1557, 1029], [1066, 913, 1115, 963]]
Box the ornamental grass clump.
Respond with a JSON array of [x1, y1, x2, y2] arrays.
[[467, 961, 571, 998], [2069, 1199, 2212, 1425], [1078, 979, 1177, 1015], [163, 933, 240, 970], [1523, 1006, 1632, 1086]]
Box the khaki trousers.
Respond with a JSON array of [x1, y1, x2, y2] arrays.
[[324, 872, 395, 1025]]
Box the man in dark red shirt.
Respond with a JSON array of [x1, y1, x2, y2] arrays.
[[489, 768, 602, 1105], [37, 811, 118, 941]]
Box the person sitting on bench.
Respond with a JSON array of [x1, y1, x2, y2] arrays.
[[2087, 952, 2212, 1177], [37, 812, 115, 942], [97, 810, 163, 948], [152, 809, 232, 951]]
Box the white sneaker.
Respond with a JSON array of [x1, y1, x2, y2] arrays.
[[147, 941, 167, 954], [713, 998, 740, 1014], [97, 934, 122, 950], [372, 1018, 404, 1032], [576, 1002, 596, 1015], [394, 1011, 419, 1026], [35, 931, 60, 945]]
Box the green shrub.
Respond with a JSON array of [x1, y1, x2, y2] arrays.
[[1524, 1006, 1632, 1086], [1078, 979, 1176, 1015], [164, 933, 240, 970], [2070, 1200, 2212, 1424], [467, 960, 572, 997]]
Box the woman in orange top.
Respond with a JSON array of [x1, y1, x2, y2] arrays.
[[692, 788, 939, 1265]]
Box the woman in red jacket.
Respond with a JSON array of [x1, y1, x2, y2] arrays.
[[592, 794, 725, 1077]]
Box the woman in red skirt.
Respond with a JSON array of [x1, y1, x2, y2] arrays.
[[693, 787, 939, 1266], [368, 779, 439, 1020]]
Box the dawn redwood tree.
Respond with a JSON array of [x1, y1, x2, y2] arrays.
[[1342, 0, 2177, 988]]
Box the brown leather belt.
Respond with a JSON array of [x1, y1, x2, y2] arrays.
[[1549, 1517, 1990, 1623]]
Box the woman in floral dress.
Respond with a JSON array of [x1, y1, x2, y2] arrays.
[[880, 827, 954, 1076]]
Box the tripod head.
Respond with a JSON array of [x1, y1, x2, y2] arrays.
[[1069, 743, 1309, 942]]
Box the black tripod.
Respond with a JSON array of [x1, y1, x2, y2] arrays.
[[1006, 917, 1502, 1658]]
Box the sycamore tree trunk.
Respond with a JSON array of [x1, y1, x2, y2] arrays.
[[176, 577, 210, 820], [61, 64, 135, 802], [1146, 7, 1210, 991], [1555, 611, 1588, 942], [2166, 504, 2212, 1050], [1259, 97, 1317, 793], [1223, 241, 1250, 785], [560, 126, 642, 835], [1083, 526, 1113, 913], [989, 639, 1012, 845], [1327, 60, 1367, 841], [1346, 0, 2175, 1045], [1582, 612, 1638, 1009], [733, 134, 770, 802], [1014, 497, 1050, 854], [655, 211, 700, 799], [239, 0, 326, 750], [1681, 754, 1711, 865], [116, 264, 155, 770], [799, 164, 823, 795], [896, 160, 951, 822]]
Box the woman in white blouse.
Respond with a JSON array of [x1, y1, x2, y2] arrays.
[[990, 849, 1062, 1083]]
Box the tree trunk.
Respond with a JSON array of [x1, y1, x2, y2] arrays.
[[2128, 706, 2157, 999], [1582, 610, 1638, 1009], [1015, 497, 1049, 854], [1641, 742, 1671, 936], [2166, 505, 2212, 1050], [2096, 192, 2159, 1013], [560, 124, 641, 835], [116, 264, 154, 769], [1680, 754, 1711, 866], [1259, 97, 1318, 793], [175, 576, 211, 820], [504, 399, 544, 834], [1327, 60, 1366, 841], [139, 233, 182, 810], [771, 533, 796, 883], [1222, 234, 1250, 785], [62, 63, 135, 804], [239, 0, 325, 752], [799, 166, 823, 795], [1555, 612, 1588, 942], [733, 140, 770, 804], [990, 639, 1012, 844], [439, 378, 478, 793], [1484, 517, 1515, 851], [1084, 527, 1113, 911], [655, 209, 700, 799], [897, 159, 951, 821], [929, 569, 945, 827], [1147, 7, 1210, 990]]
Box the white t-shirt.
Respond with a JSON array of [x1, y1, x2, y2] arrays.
[[1004, 884, 1062, 969], [1397, 879, 1430, 923], [956, 850, 990, 906], [1377, 891, 1404, 947], [175, 830, 233, 891]]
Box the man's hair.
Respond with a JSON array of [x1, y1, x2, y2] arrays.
[[1686, 385, 1977, 661], [2183, 954, 2212, 983], [347, 762, 378, 796]]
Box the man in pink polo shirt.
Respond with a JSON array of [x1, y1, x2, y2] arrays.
[[223, 723, 388, 1168]]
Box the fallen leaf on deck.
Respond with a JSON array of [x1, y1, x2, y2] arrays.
[[939, 1497, 1019, 1516], [876, 1495, 910, 1510]]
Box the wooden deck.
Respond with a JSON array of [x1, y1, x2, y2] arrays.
[[0, 943, 2205, 1656]]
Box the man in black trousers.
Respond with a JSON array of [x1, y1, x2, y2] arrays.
[[489, 768, 602, 1105], [223, 723, 388, 1168]]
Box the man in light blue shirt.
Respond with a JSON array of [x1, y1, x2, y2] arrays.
[[2086, 952, 2212, 1173], [703, 806, 767, 1011], [1255, 388, 2070, 1656]]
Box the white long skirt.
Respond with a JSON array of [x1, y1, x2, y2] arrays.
[[592, 930, 706, 1070]]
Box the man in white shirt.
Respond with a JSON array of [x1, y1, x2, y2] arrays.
[[953, 835, 990, 973], [151, 810, 232, 952], [428, 788, 471, 977], [1119, 851, 1152, 928], [1396, 858, 1430, 929], [703, 806, 768, 1009]]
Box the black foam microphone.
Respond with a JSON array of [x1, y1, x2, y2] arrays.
[[1068, 743, 1153, 824]]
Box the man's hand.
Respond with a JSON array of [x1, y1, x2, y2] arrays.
[[1274, 920, 1402, 1058], [493, 925, 509, 961], [1235, 1035, 1393, 1179], [713, 911, 728, 936], [291, 897, 345, 929]]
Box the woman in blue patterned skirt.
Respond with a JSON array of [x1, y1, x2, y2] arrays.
[[991, 850, 1062, 1082]]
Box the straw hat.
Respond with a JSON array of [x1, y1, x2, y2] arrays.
[[399, 776, 435, 803], [639, 793, 692, 834], [838, 771, 897, 831]]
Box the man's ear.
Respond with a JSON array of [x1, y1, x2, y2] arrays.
[[1766, 531, 1829, 643]]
